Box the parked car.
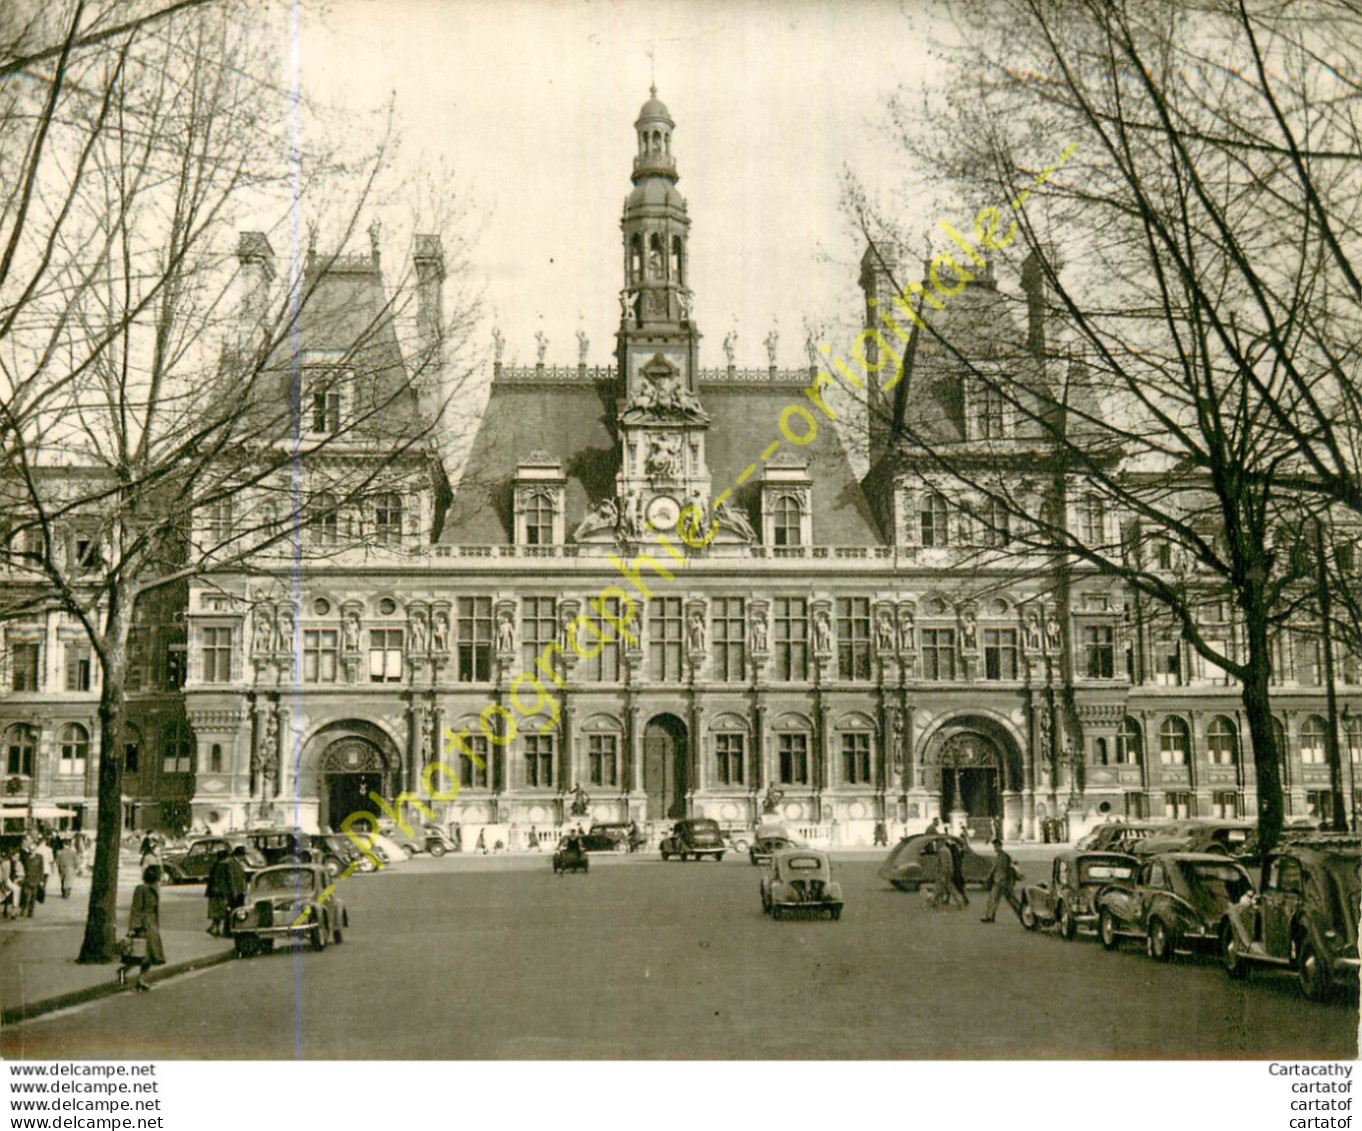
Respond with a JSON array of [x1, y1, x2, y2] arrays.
[[161, 835, 266, 884], [230, 863, 347, 958], [577, 821, 644, 853], [1177, 822, 1256, 856], [760, 848, 843, 920], [1020, 851, 1138, 938], [1222, 834, 1361, 1000], [245, 828, 310, 866], [749, 831, 795, 867], [877, 834, 993, 892], [1097, 852, 1254, 960], [376, 820, 452, 857], [553, 835, 589, 874], [309, 833, 376, 877], [660, 818, 726, 862]]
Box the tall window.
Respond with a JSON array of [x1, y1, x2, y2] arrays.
[[5, 724, 35, 776], [983, 628, 1017, 680], [303, 629, 338, 683], [977, 384, 1005, 438], [589, 734, 617, 787], [648, 598, 685, 681], [65, 643, 92, 691], [714, 733, 744, 786], [374, 493, 403, 545], [520, 597, 558, 673], [10, 642, 39, 691], [368, 629, 404, 683], [524, 734, 554, 788], [1116, 717, 1142, 765], [778, 732, 809, 785], [1271, 716, 1288, 763], [1165, 792, 1193, 820], [523, 494, 555, 546], [921, 628, 956, 680], [123, 725, 141, 775], [836, 597, 871, 679], [1080, 495, 1106, 544], [1347, 717, 1362, 765], [773, 496, 802, 547], [201, 627, 232, 683], [1082, 625, 1115, 679], [209, 744, 223, 773], [162, 720, 193, 774], [311, 493, 340, 546], [985, 498, 1010, 547], [311, 385, 341, 433], [841, 732, 871, 785], [459, 733, 490, 788], [1211, 791, 1238, 819], [126, 632, 146, 691], [203, 499, 233, 542], [772, 598, 808, 681], [1294, 634, 1322, 684], [711, 597, 746, 682], [457, 597, 493, 683], [1159, 717, 1190, 765], [73, 533, 101, 573], [581, 597, 623, 683], [1299, 716, 1327, 765], [1207, 716, 1238, 765], [920, 493, 949, 547], [58, 723, 88, 776]]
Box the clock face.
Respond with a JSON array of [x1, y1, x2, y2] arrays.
[[646, 495, 681, 530]]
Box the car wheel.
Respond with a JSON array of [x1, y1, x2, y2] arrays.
[[1298, 939, 1331, 1001], [311, 919, 329, 951], [1099, 909, 1119, 950], [428, 843, 447, 858], [714, 853, 724, 863], [1020, 899, 1038, 931], [400, 844, 416, 858], [1222, 925, 1247, 980], [661, 852, 671, 861], [234, 935, 257, 959], [323, 855, 342, 879], [1148, 918, 1174, 962], [616, 841, 629, 854], [1058, 903, 1077, 941], [831, 907, 842, 921], [772, 905, 784, 921]]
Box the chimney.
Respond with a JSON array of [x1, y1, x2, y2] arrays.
[[236, 232, 275, 351], [412, 234, 445, 367], [1021, 250, 1047, 359]]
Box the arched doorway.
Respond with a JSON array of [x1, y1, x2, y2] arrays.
[[938, 731, 1002, 820], [643, 714, 688, 820], [319, 738, 389, 831]]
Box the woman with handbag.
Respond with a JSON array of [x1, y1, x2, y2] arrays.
[[119, 865, 167, 991]]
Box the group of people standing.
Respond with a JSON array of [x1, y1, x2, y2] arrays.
[[923, 819, 1023, 924], [204, 848, 249, 936], [2, 832, 80, 918]]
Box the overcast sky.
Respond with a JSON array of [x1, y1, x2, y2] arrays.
[[297, 0, 948, 375]]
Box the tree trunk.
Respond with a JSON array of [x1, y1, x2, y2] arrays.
[[1240, 592, 1283, 872], [76, 599, 131, 965]]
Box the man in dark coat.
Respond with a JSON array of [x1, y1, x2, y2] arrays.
[[981, 839, 1022, 923], [19, 838, 45, 917], [205, 850, 236, 936]]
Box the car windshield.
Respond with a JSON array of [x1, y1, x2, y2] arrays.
[[1181, 861, 1252, 902], [1217, 829, 1250, 846], [252, 868, 317, 895], [1079, 860, 1136, 882]]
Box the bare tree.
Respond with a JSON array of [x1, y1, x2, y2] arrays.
[[0, 0, 480, 961]]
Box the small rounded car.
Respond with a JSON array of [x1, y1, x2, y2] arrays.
[[877, 833, 993, 892], [760, 848, 843, 920], [161, 835, 266, 884], [1097, 852, 1254, 960], [553, 835, 589, 874], [231, 863, 347, 958], [1020, 851, 1138, 938], [660, 818, 726, 862]]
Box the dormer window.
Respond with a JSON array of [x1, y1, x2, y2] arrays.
[[302, 354, 349, 436], [773, 496, 802, 547], [975, 383, 1005, 439], [374, 493, 404, 546], [760, 455, 813, 548], [514, 453, 566, 547], [523, 493, 556, 546], [312, 389, 341, 433], [920, 493, 949, 547]]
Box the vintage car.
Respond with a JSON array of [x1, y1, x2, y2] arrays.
[[1020, 851, 1138, 938], [577, 822, 645, 853], [553, 835, 589, 874], [230, 863, 347, 957], [375, 820, 452, 857], [660, 818, 726, 862], [310, 833, 377, 876], [749, 830, 796, 866], [1097, 852, 1254, 960], [877, 833, 993, 892], [161, 835, 266, 884], [760, 848, 844, 920], [1222, 835, 1361, 1000]]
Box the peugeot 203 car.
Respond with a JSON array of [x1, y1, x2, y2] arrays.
[[1020, 851, 1138, 939], [1222, 834, 1361, 1000], [760, 848, 844, 920], [1097, 852, 1253, 960], [231, 863, 347, 958], [660, 818, 726, 862], [877, 833, 992, 892]]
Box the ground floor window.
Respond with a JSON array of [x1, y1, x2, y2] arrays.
[[841, 732, 870, 784], [524, 734, 553, 789], [1306, 790, 1334, 824], [1123, 792, 1146, 819], [459, 734, 490, 789], [1164, 791, 1193, 820], [589, 734, 617, 788], [778, 732, 809, 785], [1210, 791, 1238, 818], [714, 733, 744, 786]]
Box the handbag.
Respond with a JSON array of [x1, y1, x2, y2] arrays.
[[35, 883, 45, 904], [117, 933, 147, 961]]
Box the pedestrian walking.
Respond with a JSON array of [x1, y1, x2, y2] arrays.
[[139, 835, 162, 872], [926, 818, 941, 836], [1, 848, 23, 917], [931, 836, 969, 909], [475, 828, 487, 855], [980, 839, 1023, 923], [120, 865, 166, 992], [19, 838, 46, 917], [55, 838, 77, 898]]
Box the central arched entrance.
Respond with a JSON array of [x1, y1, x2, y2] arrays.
[[643, 714, 688, 820], [938, 731, 1003, 820], [319, 738, 389, 831]]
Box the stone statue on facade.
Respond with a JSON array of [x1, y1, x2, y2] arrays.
[[573, 497, 618, 541], [569, 784, 590, 817], [688, 611, 706, 652], [678, 289, 692, 320], [253, 607, 273, 657], [492, 327, 504, 364], [961, 609, 977, 651], [646, 433, 683, 479], [254, 710, 277, 779], [750, 612, 769, 652], [343, 611, 361, 653], [535, 331, 548, 365], [431, 611, 449, 653], [496, 612, 515, 653], [410, 610, 428, 654], [1045, 617, 1063, 653], [713, 499, 755, 542], [272, 610, 293, 654], [576, 329, 589, 365], [761, 782, 784, 815], [813, 609, 833, 653], [619, 290, 632, 321], [898, 606, 916, 652], [1024, 612, 1042, 653], [764, 329, 778, 367], [876, 611, 896, 654], [722, 331, 736, 366]]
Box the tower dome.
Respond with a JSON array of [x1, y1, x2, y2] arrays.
[[632, 84, 677, 183]]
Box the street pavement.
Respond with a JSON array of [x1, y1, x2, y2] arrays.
[[1, 847, 1356, 1059]]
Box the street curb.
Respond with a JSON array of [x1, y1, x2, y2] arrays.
[[2, 948, 236, 1026]]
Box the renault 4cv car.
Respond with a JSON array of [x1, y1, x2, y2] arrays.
[[660, 818, 726, 862], [553, 835, 589, 874], [760, 848, 844, 920], [1222, 834, 1361, 1000], [1020, 851, 1138, 939], [877, 833, 992, 892], [1097, 852, 1254, 960], [231, 863, 347, 958]]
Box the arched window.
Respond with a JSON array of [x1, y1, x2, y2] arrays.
[[4, 724, 36, 776], [374, 493, 403, 545], [1095, 737, 1109, 766], [648, 233, 663, 278], [630, 235, 642, 282], [162, 720, 193, 775], [1159, 717, 1190, 765], [209, 743, 223, 773], [59, 723, 89, 776], [1300, 716, 1327, 764], [773, 496, 802, 547], [1347, 717, 1362, 765], [523, 494, 555, 546], [920, 493, 949, 547], [1116, 717, 1142, 765], [1206, 716, 1238, 765]]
